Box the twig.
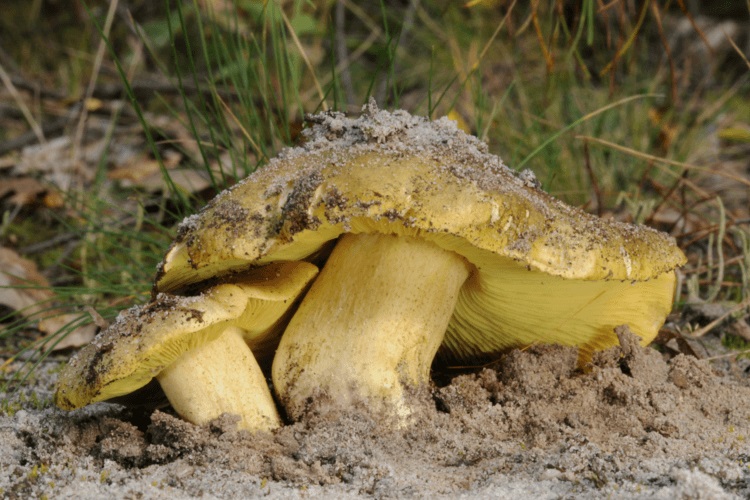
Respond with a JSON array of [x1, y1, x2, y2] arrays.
[[7, 74, 65, 100]]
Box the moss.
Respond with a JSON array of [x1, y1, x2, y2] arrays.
[[721, 334, 750, 359], [2, 217, 62, 270], [0, 398, 22, 416], [27, 463, 48, 481]]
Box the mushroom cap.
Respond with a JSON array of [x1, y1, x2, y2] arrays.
[[155, 103, 686, 360], [55, 261, 317, 410], [157, 106, 684, 292]]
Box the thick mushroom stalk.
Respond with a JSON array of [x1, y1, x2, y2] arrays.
[[157, 325, 280, 431], [272, 232, 471, 419]]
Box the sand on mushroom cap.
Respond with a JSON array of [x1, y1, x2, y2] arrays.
[[55, 261, 318, 431], [155, 101, 686, 420]]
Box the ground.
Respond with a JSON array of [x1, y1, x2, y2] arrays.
[[1, 330, 749, 499]]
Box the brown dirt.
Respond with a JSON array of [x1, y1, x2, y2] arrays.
[[2, 329, 749, 498]]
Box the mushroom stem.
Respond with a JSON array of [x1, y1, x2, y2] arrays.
[[157, 325, 280, 431], [272, 232, 471, 420]]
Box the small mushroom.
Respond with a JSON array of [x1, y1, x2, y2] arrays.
[[154, 102, 686, 420], [55, 261, 318, 431]]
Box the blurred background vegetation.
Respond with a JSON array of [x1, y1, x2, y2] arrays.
[[0, 1, 749, 369]]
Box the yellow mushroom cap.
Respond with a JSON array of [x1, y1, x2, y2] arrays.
[[155, 102, 686, 362], [55, 261, 318, 410]]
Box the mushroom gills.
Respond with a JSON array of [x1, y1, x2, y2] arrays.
[[440, 243, 677, 364], [272, 232, 471, 420]]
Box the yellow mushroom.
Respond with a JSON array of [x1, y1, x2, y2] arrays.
[[150, 102, 685, 420], [55, 261, 318, 431]]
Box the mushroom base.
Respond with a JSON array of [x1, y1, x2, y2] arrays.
[[157, 325, 280, 432], [272, 232, 471, 420]]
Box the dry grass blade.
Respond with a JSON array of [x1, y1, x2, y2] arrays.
[[475, 0, 517, 68], [517, 94, 657, 170], [649, 3, 676, 103], [531, 5, 553, 73], [279, 6, 328, 111], [83, 305, 109, 330], [675, 0, 716, 55], [704, 348, 750, 361], [599, 0, 651, 77], [684, 296, 750, 339], [0, 62, 45, 143], [302, 0, 382, 106], [576, 135, 750, 190], [216, 93, 266, 163], [72, 0, 119, 176], [723, 28, 750, 70]]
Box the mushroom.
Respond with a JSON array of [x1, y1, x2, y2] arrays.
[[55, 261, 318, 431], [153, 102, 686, 420]]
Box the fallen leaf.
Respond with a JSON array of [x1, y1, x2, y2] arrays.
[[43, 189, 65, 208], [39, 314, 97, 351], [0, 247, 96, 349], [109, 150, 211, 194], [84, 97, 104, 111], [0, 246, 54, 316], [0, 177, 47, 206]]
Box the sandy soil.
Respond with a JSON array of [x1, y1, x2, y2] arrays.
[[1, 329, 749, 499]]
